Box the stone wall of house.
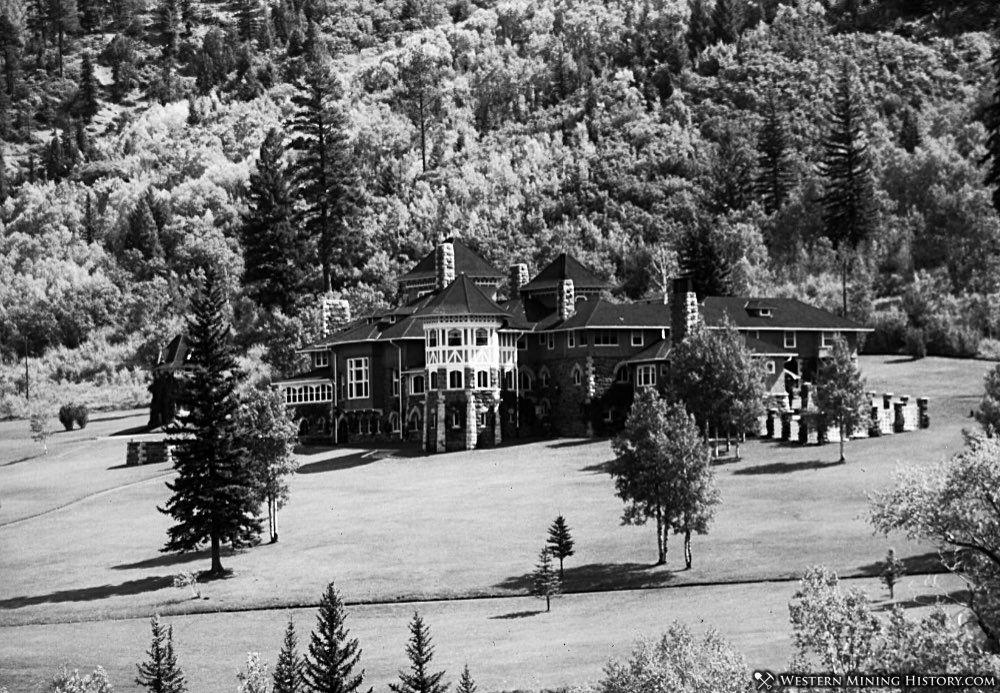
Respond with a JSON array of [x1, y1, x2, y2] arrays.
[[126, 440, 175, 466]]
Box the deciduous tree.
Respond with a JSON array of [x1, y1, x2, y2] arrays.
[[815, 335, 866, 463], [975, 362, 1000, 437]]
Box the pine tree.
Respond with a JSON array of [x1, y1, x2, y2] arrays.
[[74, 118, 91, 158], [154, 0, 182, 102], [48, 0, 79, 76], [123, 197, 164, 260], [677, 223, 732, 299], [756, 91, 793, 214], [389, 612, 448, 693], [0, 146, 9, 203], [898, 105, 921, 153], [288, 24, 359, 292], [159, 268, 262, 576], [236, 0, 258, 45], [135, 615, 187, 693], [455, 665, 476, 693], [530, 548, 561, 612], [545, 515, 575, 579], [44, 129, 67, 179], [273, 618, 304, 693], [985, 29, 1000, 213], [0, 12, 23, 99], [241, 128, 309, 313], [77, 51, 98, 120], [304, 582, 372, 693], [713, 0, 745, 45], [686, 0, 713, 59], [83, 191, 96, 243], [818, 59, 876, 318]]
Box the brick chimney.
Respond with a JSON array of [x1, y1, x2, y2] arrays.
[[557, 278, 575, 321], [508, 263, 529, 298], [670, 276, 699, 343], [435, 240, 455, 290], [321, 294, 351, 337]]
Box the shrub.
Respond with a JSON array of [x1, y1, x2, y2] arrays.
[[904, 328, 927, 360], [979, 338, 1000, 361], [864, 308, 908, 354], [72, 403, 90, 429], [58, 403, 76, 430]]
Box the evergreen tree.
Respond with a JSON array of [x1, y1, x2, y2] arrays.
[[713, 0, 745, 45], [273, 618, 304, 693], [815, 335, 867, 463], [0, 12, 23, 99], [305, 582, 372, 693], [154, 0, 182, 102], [686, 0, 713, 59], [83, 191, 96, 243], [756, 91, 793, 214], [818, 59, 876, 318], [986, 28, 1000, 213], [77, 51, 98, 120], [135, 615, 187, 693], [455, 665, 476, 693], [241, 128, 309, 312], [123, 197, 164, 260], [159, 268, 262, 576], [545, 515, 575, 579], [48, 0, 79, 76], [708, 123, 755, 213], [44, 128, 68, 179], [677, 223, 732, 299], [74, 117, 91, 158], [236, 0, 259, 45], [0, 146, 9, 203], [898, 104, 921, 153], [288, 30, 359, 292], [389, 612, 448, 693], [530, 548, 561, 612]]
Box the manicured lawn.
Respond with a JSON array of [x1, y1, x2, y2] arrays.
[[0, 355, 990, 690], [0, 575, 966, 693]]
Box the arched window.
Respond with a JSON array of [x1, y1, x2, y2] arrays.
[[477, 370, 489, 388], [430, 371, 439, 390], [449, 370, 464, 389], [408, 409, 422, 431], [520, 370, 532, 391], [571, 364, 583, 386], [539, 399, 551, 418], [503, 370, 514, 389], [539, 367, 550, 387], [615, 365, 631, 383], [448, 329, 462, 346], [412, 375, 425, 394], [475, 328, 488, 346], [427, 330, 438, 347]]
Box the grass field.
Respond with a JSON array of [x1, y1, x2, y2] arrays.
[[0, 355, 991, 691]]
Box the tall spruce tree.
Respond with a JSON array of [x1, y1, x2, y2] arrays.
[[818, 59, 876, 318], [135, 615, 187, 693], [545, 515, 575, 579], [83, 191, 96, 243], [686, 0, 713, 59], [48, 0, 79, 76], [159, 268, 262, 576], [305, 582, 372, 693], [77, 51, 98, 120], [273, 618, 304, 693], [288, 23, 359, 292], [154, 0, 182, 101], [123, 197, 164, 260], [0, 146, 9, 203], [756, 91, 793, 214], [530, 548, 561, 612], [240, 128, 308, 313], [712, 0, 745, 45], [236, 0, 258, 44], [985, 28, 1000, 213], [677, 223, 732, 299], [389, 612, 448, 693], [455, 665, 476, 693]]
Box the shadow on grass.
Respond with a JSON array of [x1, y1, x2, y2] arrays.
[[297, 451, 382, 475], [496, 562, 675, 593], [113, 547, 228, 571], [2, 454, 38, 467], [110, 425, 152, 437], [490, 609, 545, 620], [0, 575, 174, 609], [90, 412, 147, 424], [733, 459, 842, 475], [579, 460, 613, 474], [547, 438, 606, 450], [874, 588, 970, 612], [855, 551, 951, 577]]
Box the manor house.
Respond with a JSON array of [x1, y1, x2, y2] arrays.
[[274, 240, 870, 452]]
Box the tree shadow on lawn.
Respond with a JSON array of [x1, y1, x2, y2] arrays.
[[855, 551, 952, 577], [490, 609, 546, 619], [113, 547, 228, 571], [0, 575, 174, 609], [873, 588, 970, 612], [547, 438, 608, 450], [496, 562, 675, 593], [733, 459, 843, 475], [110, 425, 153, 437], [297, 451, 383, 475], [579, 459, 613, 474]]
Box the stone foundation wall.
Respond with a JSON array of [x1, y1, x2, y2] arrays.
[[126, 440, 175, 466]]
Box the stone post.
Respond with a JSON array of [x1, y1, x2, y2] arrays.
[[435, 397, 446, 453], [917, 397, 930, 429]]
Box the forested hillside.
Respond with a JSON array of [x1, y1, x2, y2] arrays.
[[1, 0, 998, 416]]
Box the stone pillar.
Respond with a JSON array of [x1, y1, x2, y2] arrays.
[[320, 296, 351, 337], [917, 397, 930, 429], [508, 263, 529, 298], [435, 397, 446, 453], [465, 394, 477, 450], [670, 276, 700, 344], [435, 241, 456, 290], [780, 412, 791, 441], [766, 409, 776, 438], [493, 395, 502, 446], [893, 400, 905, 433], [557, 279, 575, 321], [883, 392, 893, 410], [801, 382, 811, 410]]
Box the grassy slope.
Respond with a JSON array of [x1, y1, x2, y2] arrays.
[[0, 355, 989, 690]]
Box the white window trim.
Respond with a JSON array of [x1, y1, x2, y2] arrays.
[[637, 364, 656, 387], [547, 333, 555, 350], [784, 331, 797, 349], [594, 330, 618, 347], [568, 331, 576, 348], [631, 331, 644, 347], [765, 361, 777, 374], [448, 370, 464, 390], [347, 358, 369, 399], [392, 370, 400, 396], [313, 352, 329, 368], [821, 331, 838, 348]]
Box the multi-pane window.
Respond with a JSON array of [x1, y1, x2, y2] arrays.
[[313, 351, 329, 368], [568, 331, 576, 348], [477, 370, 489, 388], [637, 365, 656, 387], [615, 366, 630, 383], [392, 370, 400, 396], [427, 330, 438, 347], [784, 331, 797, 349], [821, 331, 839, 348], [448, 329, 462, 346], [475, 329, 488, 346], [449, 370, 464, 389], [412, 375, 425, 394], [631, 331, 644, 347], [347, 358, 369, 399], [571, 365, 582, 386], [593, 330, 618, 346]]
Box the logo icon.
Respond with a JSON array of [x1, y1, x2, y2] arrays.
[[753, 670, 775, 691]]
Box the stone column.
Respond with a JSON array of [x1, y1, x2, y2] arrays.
[[917, 397, 930, 429], [465, 394, 477, 450], [493, 395, 502, 446], [436, 397, 446, 453]]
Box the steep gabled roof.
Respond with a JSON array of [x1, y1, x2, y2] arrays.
[[152, 334, 191, 372], [520, 253, 608, 293], [399, 239, 504, 284], [415, 274, 513, 317], [626, 338, 672, 364], [701, 297, 871, 331]]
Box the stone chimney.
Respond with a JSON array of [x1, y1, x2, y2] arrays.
[[670, 276, 699, 343], [508, 263, 529, 298], [435, 240, 456, 290], [557, 278, 575, 321], [321, 294, 351, 337]]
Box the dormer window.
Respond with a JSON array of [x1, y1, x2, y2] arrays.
[[313, 351, 329, 368], [758, 308, 772, 318]]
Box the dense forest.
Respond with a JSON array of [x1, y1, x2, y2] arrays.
[[1, 0, 999, 416]]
